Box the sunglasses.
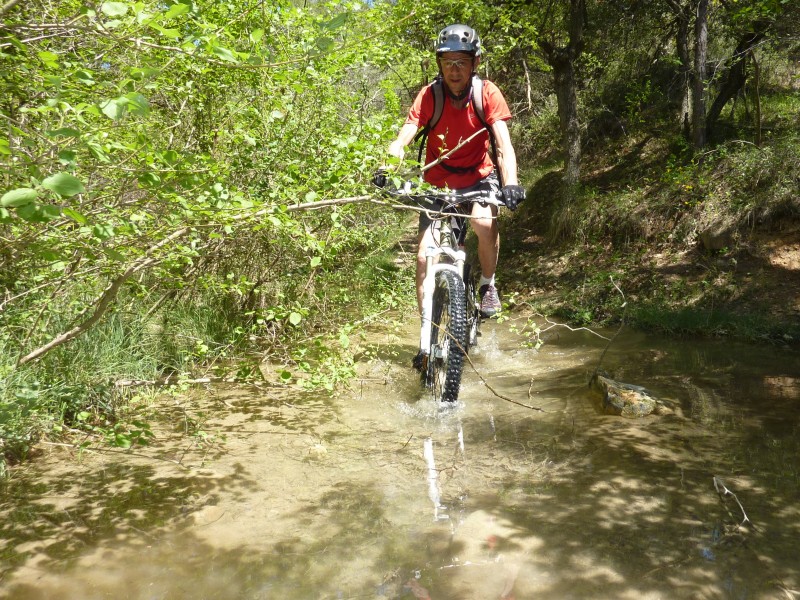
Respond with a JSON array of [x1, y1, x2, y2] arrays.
[[440, 58, 472, 70]]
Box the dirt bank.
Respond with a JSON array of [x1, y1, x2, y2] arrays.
[[498, 170, 800, 344]]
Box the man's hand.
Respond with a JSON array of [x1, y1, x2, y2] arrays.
[[372, 168, 389, 188], [500, 185, 526, 211]]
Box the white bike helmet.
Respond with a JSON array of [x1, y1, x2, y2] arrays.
[[435, 24, 482, 57]]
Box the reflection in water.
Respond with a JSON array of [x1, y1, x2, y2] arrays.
[[423, 437, 446, 521], [1, 325, 799, 599]]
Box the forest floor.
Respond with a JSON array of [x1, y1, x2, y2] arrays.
[[498, 168, 800, 346]]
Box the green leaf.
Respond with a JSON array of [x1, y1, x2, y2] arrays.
[[211, 46, 238, 63], [250, 29, 264, 43], [37, 51, 59, 69], [87, 142, 110, 162], [138, 172, 161, 186], [42, 173, 85, 197], [92, 223, 115, 240], [1, 188, 38, 208], [0, 138, 9, 155], [58, 150, 77, 165], [4, 35, 27, 54], [130, 66, 161, 80], [112, 434, 132, 449], [151, 25, 181, 39], [47, 127, 81, 138], [72, 69, 95, 85], [40, 205, 62, 220], [100, 98, 124, 120], [338, 332, 350, 348], [104, 248, 126, 261], [101, 2, 128, 16], [304, 191, 318, 202], [288, 312, 302, 326], [62, 207, 88, 224], [315, 37, 334, 52], [124, 92, 149, 116], [323, 13, 349, 30], [310, 256, 321, 267], [44, 75, 63, 88], [164, 2, 190, 18], [0, 208, 10, 222], [16, 204, 43, 222]]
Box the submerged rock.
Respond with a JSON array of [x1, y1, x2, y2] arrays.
[[589, 372, 658, 417]]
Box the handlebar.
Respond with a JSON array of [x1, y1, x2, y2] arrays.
[[378, 179, 504, 209]]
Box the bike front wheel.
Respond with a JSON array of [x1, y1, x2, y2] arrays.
[[426, 270, 467, 403]]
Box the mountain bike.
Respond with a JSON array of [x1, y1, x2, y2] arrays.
[[381, 180, 503, 403]]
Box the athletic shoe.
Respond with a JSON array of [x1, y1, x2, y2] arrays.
[[479, 285, 502, 318]]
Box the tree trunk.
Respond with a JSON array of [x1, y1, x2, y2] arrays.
[[751, 50, 762, 146], [692, 0, 709, 150], [705, 29, 766, 139], [539, 0, 585, 191], [666, 0, 693, 138], [553, 57, 581, 188], [677, 6, 693, 138]]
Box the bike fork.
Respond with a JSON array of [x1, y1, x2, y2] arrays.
[[419, 255, 436, 355]]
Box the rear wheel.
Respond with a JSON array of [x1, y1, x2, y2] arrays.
[[425, 270, 467, 403], [463, 263, 481, 349]]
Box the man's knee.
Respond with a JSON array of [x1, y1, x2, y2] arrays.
[[471, 218, 496, 239]]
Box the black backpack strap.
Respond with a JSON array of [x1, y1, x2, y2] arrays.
[[470, 76, 504, 188], [413, 78, 445, 165]]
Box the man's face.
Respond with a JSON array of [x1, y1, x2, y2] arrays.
[[437, 52, 475, 95]]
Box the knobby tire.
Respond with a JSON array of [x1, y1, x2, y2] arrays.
[[426, 270, 467, 403], [463, 262, 481, 349]]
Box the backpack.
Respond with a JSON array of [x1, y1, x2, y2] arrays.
[[414, 74, 504, 186]]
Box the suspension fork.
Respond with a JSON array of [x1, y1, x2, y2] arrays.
[[419, 220, 465, 354]]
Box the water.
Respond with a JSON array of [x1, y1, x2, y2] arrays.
[[1, 319, 799, 599]]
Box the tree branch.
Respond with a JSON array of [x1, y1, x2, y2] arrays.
[[0, 0, 22, 18], [16, 228, 190, 366]]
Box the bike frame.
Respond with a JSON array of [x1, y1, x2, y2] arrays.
[[379, 179, 502, 402]]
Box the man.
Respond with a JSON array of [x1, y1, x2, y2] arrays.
[[376, 24, 525, 319]]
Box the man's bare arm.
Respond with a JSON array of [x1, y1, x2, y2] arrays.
[[388, 123, 420, 159], [490, 119, 519, 186]]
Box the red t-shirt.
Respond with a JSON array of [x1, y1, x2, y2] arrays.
[[406, 79, 511, 189]]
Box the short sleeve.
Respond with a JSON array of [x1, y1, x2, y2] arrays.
[[482, 80, 512, 126], [405, 86, 434, 128]]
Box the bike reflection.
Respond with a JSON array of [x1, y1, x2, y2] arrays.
[[423, 419, 467, 522], [415, 417, 521, 600]]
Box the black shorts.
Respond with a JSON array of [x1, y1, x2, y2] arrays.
[[417, 172, 501, 243]]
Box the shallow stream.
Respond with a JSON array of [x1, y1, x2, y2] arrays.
[[1, 319, 799, 599]]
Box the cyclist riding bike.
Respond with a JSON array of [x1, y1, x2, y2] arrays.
[[374, 24, 526, 351]]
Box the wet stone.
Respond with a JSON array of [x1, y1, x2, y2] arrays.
[[590, 372, 658, 417]]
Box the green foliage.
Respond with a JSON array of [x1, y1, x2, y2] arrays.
[[0, 0, 421, 466], [2, 0, 798, 468]]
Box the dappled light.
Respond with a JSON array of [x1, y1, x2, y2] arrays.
[[1, 323, 798, 598]]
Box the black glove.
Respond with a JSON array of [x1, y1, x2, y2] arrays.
[[500, 185, 526, 211], [372, 168, 388, 188]]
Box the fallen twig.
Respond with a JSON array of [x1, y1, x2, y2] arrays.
[[461, 350, 545, 412], [713, 476, 751, 527]]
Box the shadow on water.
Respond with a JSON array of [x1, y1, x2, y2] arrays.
[[0, 324, 798, 599]]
